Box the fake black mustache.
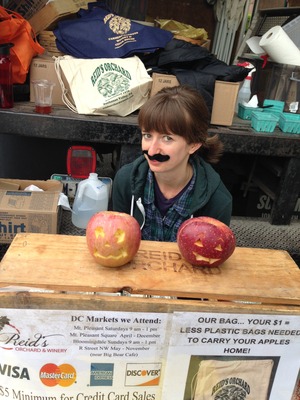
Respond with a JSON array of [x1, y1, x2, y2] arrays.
[[143, 150, 170, 162]]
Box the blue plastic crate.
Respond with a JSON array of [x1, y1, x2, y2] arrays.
[[251, 111, 279, 133], [238, 104, 263, 120], [279, 113, 300, 134]]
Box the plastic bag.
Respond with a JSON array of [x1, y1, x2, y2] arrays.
[[156, 19, 208, 41], [0, 6, 44, 84]]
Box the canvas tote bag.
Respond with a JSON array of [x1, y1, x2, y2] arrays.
[[53, 1, 172, 59], [191, 359, 274, 400], [54, 55, 152, 116]]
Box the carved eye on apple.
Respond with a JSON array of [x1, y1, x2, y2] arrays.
[[86, 211, 141, 267], [177, 217, 236, 267]]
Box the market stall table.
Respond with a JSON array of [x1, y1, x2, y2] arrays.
[[0, 102, 299, 225], [1, 232, 300, 304], [0, 232, 299, 400]]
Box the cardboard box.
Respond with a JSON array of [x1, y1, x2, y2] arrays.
[[29, 0, 90, 35], [150, 73, 179, 97], [5, 0, 48, 20], [210, 81, 240, 126], [30, 57, 64, 106], [0, 179, 63, 244]]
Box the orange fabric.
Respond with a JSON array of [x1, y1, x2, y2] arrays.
[[0, 7, 44, 84]]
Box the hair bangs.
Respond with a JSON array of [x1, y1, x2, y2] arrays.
[[138, 85, 210, 144], [139, 95, 191, 138]]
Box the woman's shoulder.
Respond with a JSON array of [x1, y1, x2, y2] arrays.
[[192, 155, 218, 177], [115, 155, 147, 179]]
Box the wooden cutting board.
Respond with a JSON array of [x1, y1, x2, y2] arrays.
[[0, 233, 299, 305]]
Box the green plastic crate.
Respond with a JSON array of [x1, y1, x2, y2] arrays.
[[279, 113, 300, 134], [251, 111, 279, 133], [238, 104, 263, 120], [263, 99, 285, 119]]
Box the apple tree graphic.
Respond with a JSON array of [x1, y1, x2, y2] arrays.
[[215, 385, 246, 400], [0, 316, 19, 331], [97, 72, 130, 98], [0, 316, 20, 349]]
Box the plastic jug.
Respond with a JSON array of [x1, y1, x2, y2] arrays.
[[71, 173, 108, 229], [0, 43, 14, 109]]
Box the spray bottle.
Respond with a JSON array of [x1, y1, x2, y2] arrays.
[[235, 62, 256, 113], [72, 173, 108, 229]]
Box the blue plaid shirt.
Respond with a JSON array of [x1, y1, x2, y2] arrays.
[[142, 163, 196, 242]]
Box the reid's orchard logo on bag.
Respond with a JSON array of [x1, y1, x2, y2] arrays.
[[211, 377, 250, 399], [0, 315, 64, 351], [125, 363, 162, 386], [91, 62, 131, 99], [40, 363, 76, 387], [105, 14, 131, 36]]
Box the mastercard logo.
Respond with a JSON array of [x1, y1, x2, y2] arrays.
[[39, 363, 76, 387]]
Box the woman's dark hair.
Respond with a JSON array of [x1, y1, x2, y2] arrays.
[[138, 85, 223, 163]]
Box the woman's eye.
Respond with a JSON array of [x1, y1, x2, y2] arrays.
[[142, 133, 151, 140], [163, 135, 173, 142]]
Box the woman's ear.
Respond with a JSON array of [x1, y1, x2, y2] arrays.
[[189, 143, 202, 154]]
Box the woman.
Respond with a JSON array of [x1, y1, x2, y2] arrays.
[[112, 85, 232, 242]]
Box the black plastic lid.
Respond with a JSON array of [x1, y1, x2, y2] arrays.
[[0, 43, 14, 55]]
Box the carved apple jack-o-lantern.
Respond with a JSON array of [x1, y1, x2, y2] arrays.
[[86, 211, 141, 267], [177, 216, 236, 267]]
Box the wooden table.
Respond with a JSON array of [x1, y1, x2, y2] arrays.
[[0, 102, 299, 225], [1, 232, 299, 306]]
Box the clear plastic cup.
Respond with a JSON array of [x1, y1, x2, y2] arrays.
[[32, 79, 55, 114]]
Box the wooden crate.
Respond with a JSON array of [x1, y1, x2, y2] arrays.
[[0, 232, 299, 304], [0, 233, 299, 400]]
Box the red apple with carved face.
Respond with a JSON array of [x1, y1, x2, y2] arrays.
[[86, 211, 141, 267], [177, 217, 236, 267]]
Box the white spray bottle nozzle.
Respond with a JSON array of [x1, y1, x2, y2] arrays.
[[248, 68, 256, 77]]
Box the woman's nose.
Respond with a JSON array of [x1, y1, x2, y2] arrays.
[[147, 138, 160, 155]]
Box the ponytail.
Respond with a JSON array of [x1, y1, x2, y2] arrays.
[[198, 134, 224, 164]]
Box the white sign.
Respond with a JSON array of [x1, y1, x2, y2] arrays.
[[0, 310, 299, 399], [0, 309, 171, 399], [162, 312, 300, 400]]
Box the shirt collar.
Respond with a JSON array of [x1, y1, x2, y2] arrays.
[[144, 161, 196, 216]]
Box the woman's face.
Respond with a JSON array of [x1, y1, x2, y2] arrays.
[[141, 130, 200, 174]]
